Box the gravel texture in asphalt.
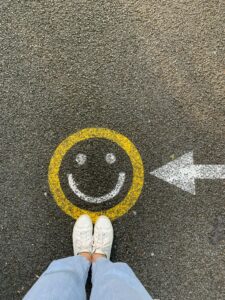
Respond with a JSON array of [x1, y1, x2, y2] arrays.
[[1, 1, 225, 299]]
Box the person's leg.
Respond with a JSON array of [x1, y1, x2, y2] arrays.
[[91, 258, 152, 300], [23, 255, 90, 300], [23, 215, 93, 300], [90, 216, 152, 300]]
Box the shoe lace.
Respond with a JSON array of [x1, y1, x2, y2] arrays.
[[93, 231, 110, 253], [76, 231, 92, 251]]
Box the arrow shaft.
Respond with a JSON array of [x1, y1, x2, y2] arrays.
[[150, 152, 225, 195], [193, 165, 225, 179]]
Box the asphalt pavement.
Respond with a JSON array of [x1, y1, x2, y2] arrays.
[[1, 1, 225, 299]]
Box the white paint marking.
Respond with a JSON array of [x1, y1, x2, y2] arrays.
[[105, 153, 116, 164], [67, 172, 126, 203], [150, 151, 225, 195], [75, 153, 87, 165]]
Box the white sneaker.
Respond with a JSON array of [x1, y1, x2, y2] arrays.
[[93, 216, 114, 259], [73, 215, 93, 256]]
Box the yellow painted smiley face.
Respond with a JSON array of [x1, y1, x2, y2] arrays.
[[48, 128, 144, 222]]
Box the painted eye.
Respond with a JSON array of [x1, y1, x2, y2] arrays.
[[75, 153, 87, 165], [105, 153, 116, 164]]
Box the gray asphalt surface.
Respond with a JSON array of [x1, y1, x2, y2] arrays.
[[1, 1, 225, 299]]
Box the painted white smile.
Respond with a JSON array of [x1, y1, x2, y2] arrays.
[[67, 172, 126, 204]]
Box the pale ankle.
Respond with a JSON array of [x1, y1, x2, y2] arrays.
[[92, 253, 107, 263], [79, 252, 92, 263]]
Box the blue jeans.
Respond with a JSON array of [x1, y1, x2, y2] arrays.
[[23, 256, 152, 300]]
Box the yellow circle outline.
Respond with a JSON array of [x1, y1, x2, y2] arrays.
[[48, 128, 144, 222]]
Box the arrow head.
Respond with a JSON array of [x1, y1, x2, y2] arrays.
[[150, 152, 196, 194]]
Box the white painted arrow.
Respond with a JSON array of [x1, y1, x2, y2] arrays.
[[150, 151, 225, 195]]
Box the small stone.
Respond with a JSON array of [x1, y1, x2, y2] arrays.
[[151, 252, 155, 257], [133, 211, 137, 216], [170, 154, 175, 160]]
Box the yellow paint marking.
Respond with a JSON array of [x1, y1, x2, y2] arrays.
[[48, 128, 144, 222]]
